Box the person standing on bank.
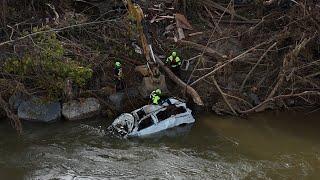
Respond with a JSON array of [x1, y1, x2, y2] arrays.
[[114, 61, 124, 91]]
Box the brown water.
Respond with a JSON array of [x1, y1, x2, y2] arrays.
[[1, 110, 320, 179]]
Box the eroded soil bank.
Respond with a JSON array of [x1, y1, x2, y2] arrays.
[[0, 0, 319, 131]]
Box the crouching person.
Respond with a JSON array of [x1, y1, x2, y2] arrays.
[[166, 51, 182, 77], [150, 88, 162, 105]]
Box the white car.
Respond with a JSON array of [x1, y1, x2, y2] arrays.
[[107, 98, 195, 138]]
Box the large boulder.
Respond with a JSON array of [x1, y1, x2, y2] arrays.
[[109, 92, 125, 111], [109, 88, 140, 111], [62, 98, 101, 121], [138, 75, 168, 98], [18, 98, 61, 123], [9, 92, 29, 110]]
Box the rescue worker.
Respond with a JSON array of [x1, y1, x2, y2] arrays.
[[166, 51, 181, 76], [150, 88, 162, 105], [114, 61, 124, 91]]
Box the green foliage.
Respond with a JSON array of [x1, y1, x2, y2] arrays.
[[4, 27, 93, 99]]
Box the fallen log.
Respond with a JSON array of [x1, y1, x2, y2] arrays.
[[190, 40, 271, 86], [154, 56, 204, 106], [239, 91, 320, 114], [212, 76, 237, 115], [170, 38, 227, 61]]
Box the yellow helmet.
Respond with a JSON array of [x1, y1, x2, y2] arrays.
[[115, 61, 121, 68], [172, 51, 177, 57], [155, 88, 161, 95]]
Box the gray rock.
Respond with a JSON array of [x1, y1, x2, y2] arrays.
[[18, 98, 61, 123], [109, 92, 125, 111], [9, 92, 29, 110], [62, 98, 101, 121], [108, 87, 140, 112], [138, 75, 168, 98]]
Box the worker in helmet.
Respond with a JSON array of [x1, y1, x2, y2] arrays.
[[114, 61, 124, 91], [150, 88, 162, 105], [166, 51, 182, 76]]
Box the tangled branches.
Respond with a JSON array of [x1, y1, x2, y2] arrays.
[[183, 0, 320, 114]]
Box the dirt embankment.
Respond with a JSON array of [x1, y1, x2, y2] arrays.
[[142, 0, 320, 115], [0, 0, 319, 131]]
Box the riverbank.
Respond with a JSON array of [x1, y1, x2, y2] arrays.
[[0, 0, 319, 131]]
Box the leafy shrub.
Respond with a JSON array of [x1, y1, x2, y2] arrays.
[[4, 27, 93, 99]]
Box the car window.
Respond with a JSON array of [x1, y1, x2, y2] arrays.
[[136, 109, 146, 119], [156, 105, 187, 122], [138, 116, 154, 131]]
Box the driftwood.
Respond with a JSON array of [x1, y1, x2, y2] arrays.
[[240, 42, 277, 91], [240, 91, 320, 114], [204, 1, 250, 21], [204, 6, 223, 35], [172, 39, 227, 61], [154, 56, 204, 106], [190, 40, 271, 86], [212, 76, 237, 115], [0, 19, 118, 47], [267, 37, 313, 99], [188, 32, 203, 37], [214, 19, 260, 24]]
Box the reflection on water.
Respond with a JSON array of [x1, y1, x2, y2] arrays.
[[1, 110, 320, 179]]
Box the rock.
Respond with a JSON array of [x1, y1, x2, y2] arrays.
[[135, 65, 151, 76], [109, 88, 141, 112], [9, 92, 29, 110], [62, 98, 101, 121], [139, 75, 168, 98], [18, 98, 61, 123], [109, 92, 125, 111]]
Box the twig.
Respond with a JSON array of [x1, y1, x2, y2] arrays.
[[266, 37, 313, 99], [224, 93, 253, 108], [212, 76, 238, 115], [0, 94, 22, 134], [240, 42, 277, 91], [204, 6, 222, 34], [186, 0, 233, 86], [188, 32, 203, 37], [174, 39, 227, 61], [206, 1, 250, 21], [240, 91, 320, 114], [0, 19, 118, 47], [190, 40, 271, 86], [212, 19, 260, 24]]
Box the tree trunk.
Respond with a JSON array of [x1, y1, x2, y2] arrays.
[[155, 56, 204, 106]]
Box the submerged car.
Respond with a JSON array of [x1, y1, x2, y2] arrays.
[[107, 97, 195, 138]]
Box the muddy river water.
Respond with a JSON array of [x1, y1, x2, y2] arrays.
[[1, 110, 320, 179]]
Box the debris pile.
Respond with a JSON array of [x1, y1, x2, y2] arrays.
[[142, 0, 320, 115], [0, 0, 319, 132]]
